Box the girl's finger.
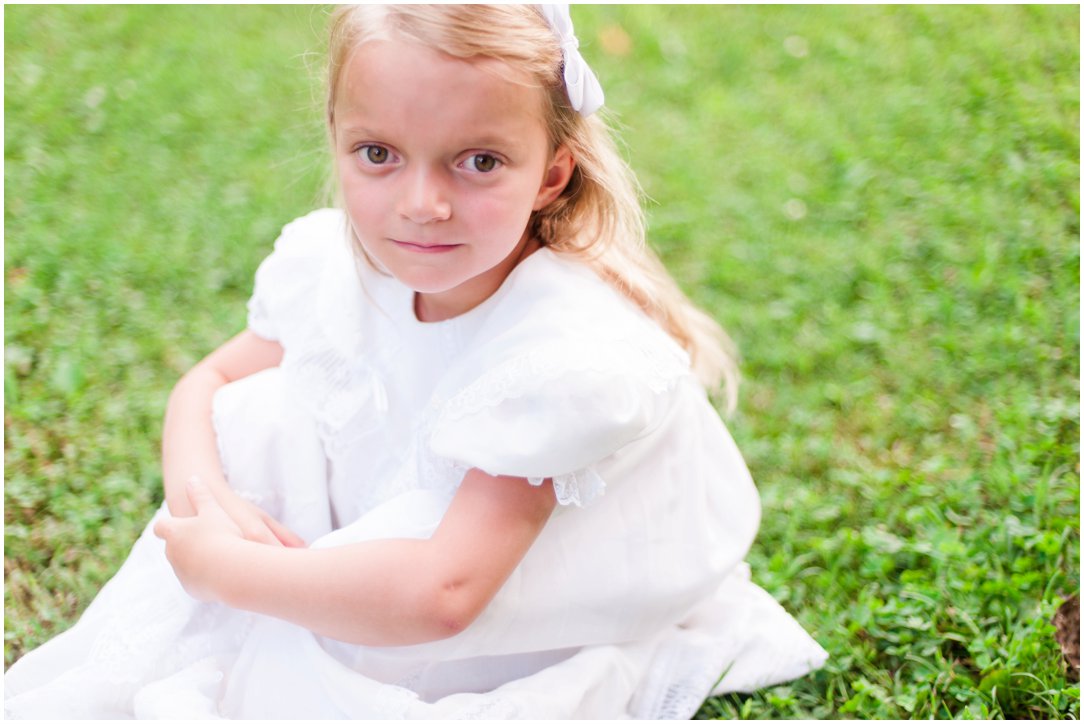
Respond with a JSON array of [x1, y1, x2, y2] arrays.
[[153, 517, 174, 540], [242, 523, 282, 547], [185, 476, 216, 513], [264, 515, 306, 548]]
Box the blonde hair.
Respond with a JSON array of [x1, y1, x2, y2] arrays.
[[325, 5, 739, 411]]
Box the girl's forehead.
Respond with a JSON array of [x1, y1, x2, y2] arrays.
[[341, 39, 538, 95], [335, 40, 546, 133]]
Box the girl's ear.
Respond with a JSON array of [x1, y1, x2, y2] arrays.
[[533, 146, 575, 210]]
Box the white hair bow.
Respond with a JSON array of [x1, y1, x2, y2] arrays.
[[538, 4, 605, 116]]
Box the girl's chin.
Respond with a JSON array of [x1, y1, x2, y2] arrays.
[[398, 274, 465, 296], [402, 279, 482, 313]]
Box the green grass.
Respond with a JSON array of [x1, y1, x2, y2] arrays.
[[5, 5, 1079, 719]]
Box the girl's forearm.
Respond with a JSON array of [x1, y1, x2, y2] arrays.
[[161, 365, 234, 517], [157, 468, 554, 646], [161, 331, 284, 517], [211, 537, 470, 646]]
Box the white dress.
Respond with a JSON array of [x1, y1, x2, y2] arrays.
[[4, 209, 827, 719]]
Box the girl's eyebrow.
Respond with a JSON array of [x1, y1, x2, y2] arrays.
[[461, 135, 527, 153], [337, 124, 382, 138], [338, 126, 527, 154]]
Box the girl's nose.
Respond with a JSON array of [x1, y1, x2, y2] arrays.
[[398, 168, 452, 224]]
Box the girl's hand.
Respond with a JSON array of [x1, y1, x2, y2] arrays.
[[154, 479, 249, 602], [211, 486, 306, 548]]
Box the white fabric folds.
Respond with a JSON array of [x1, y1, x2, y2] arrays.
[[5, 209, 827, 719]]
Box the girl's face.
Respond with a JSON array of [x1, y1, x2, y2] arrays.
[[333, 40, 573, 322]]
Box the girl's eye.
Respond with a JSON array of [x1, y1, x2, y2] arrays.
[[463, 153, 501, 173], [358, 145, 392, 165]]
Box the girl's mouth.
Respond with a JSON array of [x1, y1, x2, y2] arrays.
[[393, 240, 462, 254]]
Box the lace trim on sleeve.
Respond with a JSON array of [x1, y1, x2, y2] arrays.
[[527, 467, 606, 507], [405, 452, 608, 509]]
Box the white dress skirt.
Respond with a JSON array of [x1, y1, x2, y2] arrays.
[[5, 209, 828, 719]]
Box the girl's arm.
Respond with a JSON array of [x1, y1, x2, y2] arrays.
[[162, 330, 303, 547], [154, 468, 558, 646]]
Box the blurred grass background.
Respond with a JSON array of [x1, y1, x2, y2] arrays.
[[5, 5, 1079, 719]]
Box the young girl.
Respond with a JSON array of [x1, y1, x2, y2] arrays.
[[5, 5, 827, 719]]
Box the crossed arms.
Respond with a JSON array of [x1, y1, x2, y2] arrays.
[[155, 331, 555, 646]]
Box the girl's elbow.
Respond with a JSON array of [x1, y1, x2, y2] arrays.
[[321, 577, 487, 646], [425, 579, 488, 640]]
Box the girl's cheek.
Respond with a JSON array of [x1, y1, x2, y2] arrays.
[[469, 187, 533, 223]]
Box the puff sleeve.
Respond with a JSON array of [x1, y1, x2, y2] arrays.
[[246, 209, 348, 345], [427, 334, 692, 507]]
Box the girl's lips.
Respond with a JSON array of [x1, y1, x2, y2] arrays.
[[393, 240, 462, 254]]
